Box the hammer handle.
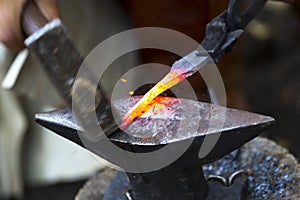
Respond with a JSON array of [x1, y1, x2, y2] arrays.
[[22, 1, 47, 36]]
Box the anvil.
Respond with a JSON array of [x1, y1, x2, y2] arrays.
[[35, 96, 274, 199]]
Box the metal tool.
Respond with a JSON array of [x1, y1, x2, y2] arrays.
[[121, 0, 268, 129], [22, 1, 118, 136]]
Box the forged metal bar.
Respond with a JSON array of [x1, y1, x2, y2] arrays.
[[22, 2, 118, 136]]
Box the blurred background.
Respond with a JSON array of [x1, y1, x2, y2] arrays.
[[0, 0, 299, 199]]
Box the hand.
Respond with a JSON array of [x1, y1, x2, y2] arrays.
[[0, 0, 59, 51]]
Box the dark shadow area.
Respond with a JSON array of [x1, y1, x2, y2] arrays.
[[23, 179, 86, 200], [241, 2, 300, 159]]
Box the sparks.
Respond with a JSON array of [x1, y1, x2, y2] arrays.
[[121, 78, 127, 83], [128, 91, 134, 95]]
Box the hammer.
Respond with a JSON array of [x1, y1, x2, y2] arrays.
[[22, 1, 119, 136]]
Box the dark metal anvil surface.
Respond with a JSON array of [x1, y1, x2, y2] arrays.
[[36, 96, 274, 200]]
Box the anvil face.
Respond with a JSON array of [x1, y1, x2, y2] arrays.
[[35, 97, 274, 164], [111, 96, 274, 145]]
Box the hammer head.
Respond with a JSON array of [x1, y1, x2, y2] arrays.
[[36, 97, 274, 165]]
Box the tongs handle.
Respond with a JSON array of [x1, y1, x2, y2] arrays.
[[22, 1, 47, 36], [226, 0, 267, 31]]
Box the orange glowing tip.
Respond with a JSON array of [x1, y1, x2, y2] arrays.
[[120, 49, 210, 130], [120, 69, 186, 130]]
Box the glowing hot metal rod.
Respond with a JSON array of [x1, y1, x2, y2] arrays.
[[120, 52, 210, 130], [120, 0, 268, 130]]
